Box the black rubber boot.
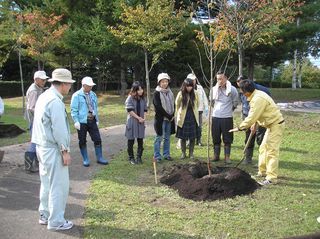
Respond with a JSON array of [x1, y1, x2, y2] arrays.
[[224, 145, 231, 164], [24, 152, 39, 173], [128, 140, 136, 165], [213, 144, 221, 161], [189, 139, 195, 159], [136, 139, 143, 164], [180, 139, 186, 159], [243, 148, 253, 164]]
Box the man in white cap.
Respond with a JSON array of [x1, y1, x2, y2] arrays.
[[24, 70, 49, 173], [70, 76, 108, 167], [32, 68, 75, 230]]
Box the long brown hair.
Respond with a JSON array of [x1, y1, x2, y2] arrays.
[[180, 78, 195, 108]]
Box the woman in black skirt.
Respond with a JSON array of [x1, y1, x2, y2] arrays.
[[175, 78, 200, 159]]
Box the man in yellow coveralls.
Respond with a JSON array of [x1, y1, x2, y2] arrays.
[[229, 79, 285, 185]]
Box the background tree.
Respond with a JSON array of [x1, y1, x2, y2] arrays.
[[17, 9, 67, 70], [110, 0, 186, 106], [211, 0, 302, 78]]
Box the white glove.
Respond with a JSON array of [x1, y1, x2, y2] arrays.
[[96, 121, 99, 126], [74, 122, 80, 130]]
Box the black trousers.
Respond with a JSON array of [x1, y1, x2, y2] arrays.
[[245, 126, 267, 147], [127, 138, 143, 157], [78, 118, 102, 148], [211, 117, 233, 145]]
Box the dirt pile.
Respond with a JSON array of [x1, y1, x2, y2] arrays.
[[159, 161, 260, 201], [0, 124, 25, 138]]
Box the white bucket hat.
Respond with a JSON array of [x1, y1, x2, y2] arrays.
[[48, 68, 75, 83], [34, 70, 49, 80], [187, 73, 197, 80], [81, 76, 96, 86], [157, 73, 170, 83]]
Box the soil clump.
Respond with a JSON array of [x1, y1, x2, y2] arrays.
[[159, 161, 259, 201]]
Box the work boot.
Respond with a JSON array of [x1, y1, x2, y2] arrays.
[[94, 145, 109, 165], [136, 141, 143, 164], [213, 144, 220, 161], [180, 139, 186, 159], [80, 147, 90, 167], [224, 145, 232, 164], [189, 139, 195, 159], [243, 148, 253, 164], [24, 152, 39, 173]]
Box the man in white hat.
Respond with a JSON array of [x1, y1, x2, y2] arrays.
[[32, 68, 75, 230], [24, 70, 49, 173], [70, 76, 108, 167]]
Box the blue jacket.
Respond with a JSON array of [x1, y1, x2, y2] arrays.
[[70, 88, 99, 124], [240, 83, 271, 117]]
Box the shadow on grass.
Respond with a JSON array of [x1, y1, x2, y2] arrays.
[[84, 225, 201, 239], [280, 161, 320, 172]]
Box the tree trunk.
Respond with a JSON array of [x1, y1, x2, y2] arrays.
[[120, 62, 127, 97], [144, 49, 151, 108], [238, 45, 244, 76], [248, 54, 254, 80], [292, 17, 300, 90], [18, 50, 25, 114], [297, 57, 303, 88], [292, 49, 297, 89], [270, 64, 274, 88]]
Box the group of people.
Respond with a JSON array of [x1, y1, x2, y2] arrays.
[[124, 72, 284, 187], [23, 67, 284, 232]]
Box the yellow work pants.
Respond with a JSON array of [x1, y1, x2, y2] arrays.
[[258, 122, 285, 181]]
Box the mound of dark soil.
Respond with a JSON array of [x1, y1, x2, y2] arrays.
[[0, 124, 25, 138], [159, 161, 259, 201]]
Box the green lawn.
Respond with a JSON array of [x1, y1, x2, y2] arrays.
[[85, 111, 320, 239]]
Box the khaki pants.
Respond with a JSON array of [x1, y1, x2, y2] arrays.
[[258, 122, 285, 180]]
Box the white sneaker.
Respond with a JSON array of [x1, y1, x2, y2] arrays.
[[38, 214, 48, 225], [49, 220, 73, 231]]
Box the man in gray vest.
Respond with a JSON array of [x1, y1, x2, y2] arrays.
[[25, 70, 49, 172]]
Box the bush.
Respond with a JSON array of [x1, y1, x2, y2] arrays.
[[0, 81, 31, 97]]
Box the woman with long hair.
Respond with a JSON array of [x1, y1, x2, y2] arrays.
[[175, 78, 199, 159], [125, 81, 147, 164]]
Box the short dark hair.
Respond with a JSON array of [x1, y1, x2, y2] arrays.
[[51, 81, 62, 86], [216, 71, 224, 75], [239, 80, 255, 94]]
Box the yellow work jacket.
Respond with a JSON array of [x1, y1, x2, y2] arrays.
[[239, 90, 283, 130], [175, 91, 199, 128]]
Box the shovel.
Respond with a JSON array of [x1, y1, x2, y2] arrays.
[[235, 127, 256, 168]]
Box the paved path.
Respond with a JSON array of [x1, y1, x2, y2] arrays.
[[277, 100, 320, 113], [0, 123, 154, 239]]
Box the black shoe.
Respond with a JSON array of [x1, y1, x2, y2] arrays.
[[164, 156, 173, 161], [129, 157, 136, 165], [136, 157, 143, 164]]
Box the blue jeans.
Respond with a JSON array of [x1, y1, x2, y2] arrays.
[[154, 120, 171, 160], [28, 122, 36, 153]]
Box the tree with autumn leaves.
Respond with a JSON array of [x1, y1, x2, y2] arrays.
[[200, 0, 303, 78], [110, 0, 186, 106], [17, 9, 67, 70]]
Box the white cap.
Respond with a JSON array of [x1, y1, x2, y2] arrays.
[[34, 70, 49, 80], [48, 68, 75, 83], [187, 73, 197, 80], [81, 76, 96, 86], [157, 73, 170, 83]]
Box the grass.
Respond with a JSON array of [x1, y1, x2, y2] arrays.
[[270, 88, 320, 102], [85, 111, 320, 239]]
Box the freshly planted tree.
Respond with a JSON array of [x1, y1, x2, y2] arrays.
[[110, 0, 186, 106]]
